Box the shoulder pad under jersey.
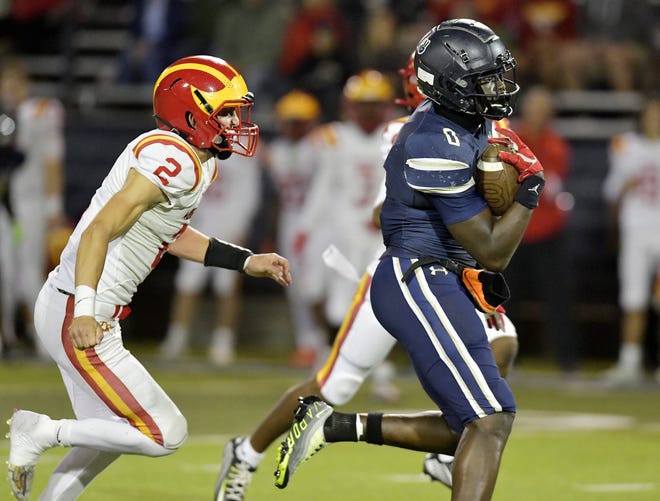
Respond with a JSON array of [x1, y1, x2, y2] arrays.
[[132, 132, 204, 196], [307, 123, 339, 147]]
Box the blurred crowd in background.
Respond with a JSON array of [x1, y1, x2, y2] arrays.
[[1, 0, 658, 122], [0, 0, 659, 388]]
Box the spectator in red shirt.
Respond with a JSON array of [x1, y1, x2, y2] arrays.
[[277, 0, 355, 122], [515, 0, 580, 89], [504, 86, 578, 375]]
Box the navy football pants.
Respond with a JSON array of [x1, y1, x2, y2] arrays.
[[370, 256, 516, 433]]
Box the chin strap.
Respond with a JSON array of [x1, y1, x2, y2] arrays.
[[154, 114, 233, 159], [211, 135, 232, 159], [213, 148, 232, 160], [153, 114, 188, 142]]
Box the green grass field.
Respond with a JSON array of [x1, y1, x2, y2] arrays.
[[1, 352, 659, 500]]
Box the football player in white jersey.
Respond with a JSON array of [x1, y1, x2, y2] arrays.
[[602, 97, 660, 385], [293, 69, 395, 337], [158, 151, 261, 366], [0, 58, 67, 358], [264, 90, 327, 369], [5, 55, 291, 501], [214, 55, 519, 501]]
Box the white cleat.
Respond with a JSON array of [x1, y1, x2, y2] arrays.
[[601, 365, 644, 388], [158, 334, 189, 361], [7, 410, 56, 500], [423, 453, 454, 488]]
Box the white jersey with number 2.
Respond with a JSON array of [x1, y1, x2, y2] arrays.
[[51, 129, 218, 307]]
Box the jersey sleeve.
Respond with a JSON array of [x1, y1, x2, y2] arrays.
[[428, 189, 487, 225], [404, 128, 487, 223], [403, 131, 476, 197], [131, 133, 204, 201]]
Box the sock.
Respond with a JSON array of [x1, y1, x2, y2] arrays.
[[56, 418, 172, 457], [323, 411, 358, 442], [236, 437, 264, 468], [167, 324, 187, 341], [211, 327, 235, 348], [619, 342, 642, 370]]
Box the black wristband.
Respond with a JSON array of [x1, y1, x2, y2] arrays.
[[514, 175, 546, 209], [203, 238, 253, 273], [365, 412, 384, 445]]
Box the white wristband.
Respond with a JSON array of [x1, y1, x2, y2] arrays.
[[242, 254, 252, 272], [74, 285, 96, 318]]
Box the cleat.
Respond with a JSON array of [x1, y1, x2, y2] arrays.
[[274, 396, 332, 489], [7, 410, 56, 500], [214, 437, 255, 501], [601, 365, 644, 388], [423, 453, 454, 488]]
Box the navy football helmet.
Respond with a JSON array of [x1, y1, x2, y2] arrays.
[[414, 19, 519, 120]]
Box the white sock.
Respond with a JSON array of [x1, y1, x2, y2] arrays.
[[166, 324, 188, 342], [39, 448, 119, 501], [56, 418, 172, 457], [618, 343, 642, 370], [211, 327, 235, 348], [237, 437, 265, 468]]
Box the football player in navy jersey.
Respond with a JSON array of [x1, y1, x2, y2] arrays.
[[275, 19, 545, 500]]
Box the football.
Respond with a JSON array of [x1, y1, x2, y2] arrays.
[[476, 143, 519, 216]]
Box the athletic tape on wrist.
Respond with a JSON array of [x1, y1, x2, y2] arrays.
[[74, 285, 96, 317], [514, 175, 545, 209]]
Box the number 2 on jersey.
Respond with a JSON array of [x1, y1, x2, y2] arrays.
[[153, 157, 182, 185]]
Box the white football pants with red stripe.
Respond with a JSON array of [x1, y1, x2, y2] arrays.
[[31, 281, 187, 500]]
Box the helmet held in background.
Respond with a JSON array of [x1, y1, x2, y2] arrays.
[[414, 19, 520, 120], [342, 69, 394, 134], [153, 55, 259, 157], [395, 52, 426, 111]]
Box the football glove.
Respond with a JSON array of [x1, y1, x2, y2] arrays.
[[485, 305, 506, 331], [491, 125, 544, 182]]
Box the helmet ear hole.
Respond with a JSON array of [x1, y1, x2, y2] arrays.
[[185, 111, 196, 129]]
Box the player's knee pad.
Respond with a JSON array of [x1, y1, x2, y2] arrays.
[[318, 355, 371, 406], [161, 413, 188, 450]]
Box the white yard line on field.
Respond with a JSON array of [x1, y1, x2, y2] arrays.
[[576, 483, 657, 493]]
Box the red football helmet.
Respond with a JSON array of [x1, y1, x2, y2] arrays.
[[153, 55, 259, 157], [395, 53, 425, 111]]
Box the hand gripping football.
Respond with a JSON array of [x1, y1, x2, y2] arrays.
[[476, 143, 520, 216]]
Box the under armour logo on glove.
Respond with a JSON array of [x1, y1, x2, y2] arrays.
[[490, 125, 544, 182]]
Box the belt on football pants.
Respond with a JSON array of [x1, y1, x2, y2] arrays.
[[383, 250, 510, 313], [55, 286, 132, 320]]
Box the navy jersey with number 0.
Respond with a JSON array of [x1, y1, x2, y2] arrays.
[[380, 99, 491, 265]]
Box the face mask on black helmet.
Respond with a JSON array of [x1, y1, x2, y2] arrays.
[[414, 19, 520, 120]]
